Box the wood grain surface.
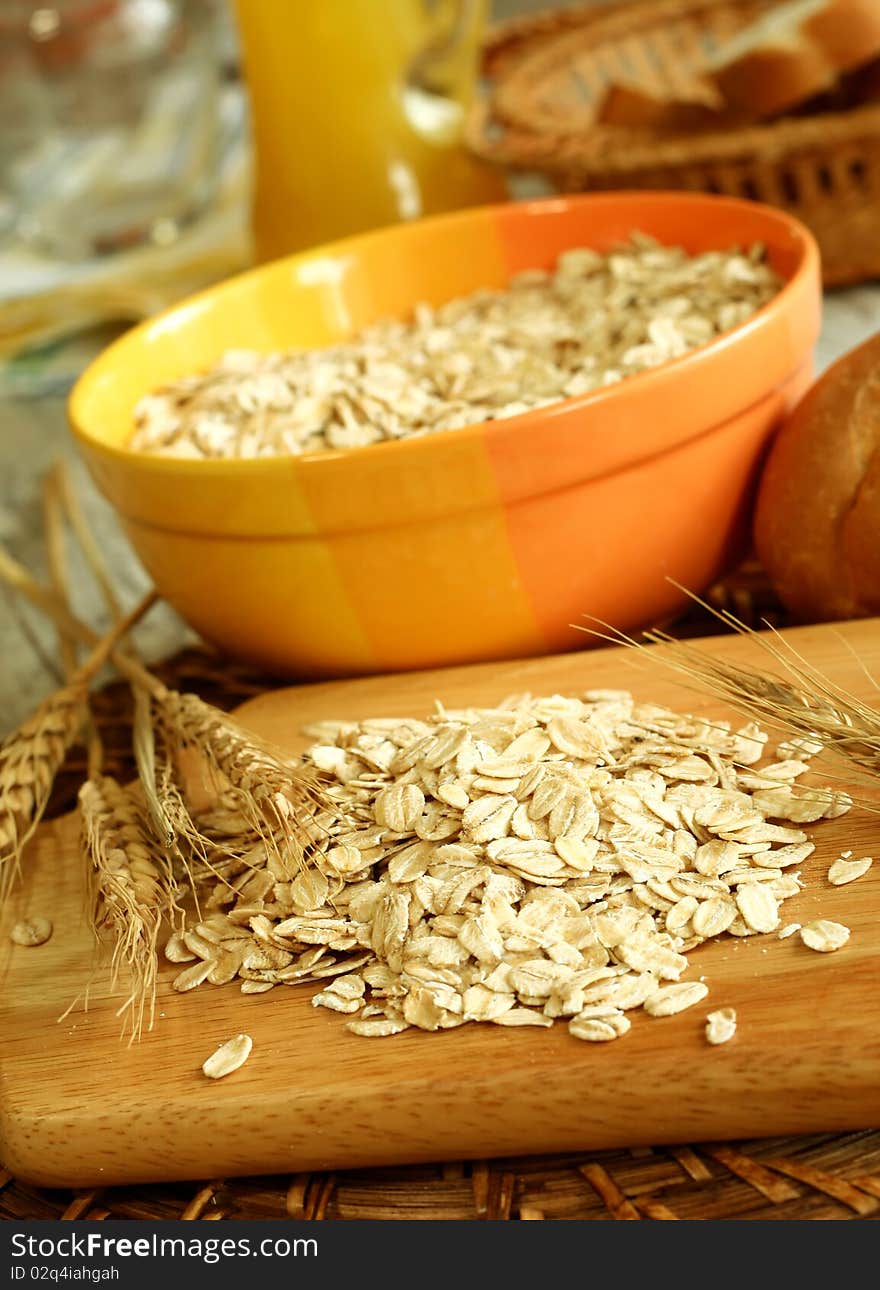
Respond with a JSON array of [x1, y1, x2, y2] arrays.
[[2, 621, 880, 1188]]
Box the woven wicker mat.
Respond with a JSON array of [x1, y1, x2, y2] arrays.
[[4, 566, 880, 1221]]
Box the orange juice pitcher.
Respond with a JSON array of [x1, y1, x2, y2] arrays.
[[232, 0, 506, 261]]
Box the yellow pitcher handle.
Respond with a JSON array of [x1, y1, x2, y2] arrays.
[[410, 0, 489, 102]]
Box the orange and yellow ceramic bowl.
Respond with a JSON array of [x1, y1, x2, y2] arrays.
[[69, 192, 820, 677]]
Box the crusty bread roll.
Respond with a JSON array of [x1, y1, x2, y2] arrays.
[[808, 0, 880, 72], [754, 331, 880, 621], [708, 0, 880, 120], [595, 0, 880, 132]]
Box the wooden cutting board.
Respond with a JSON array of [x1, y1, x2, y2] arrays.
[[3, 620, 880, 1188]]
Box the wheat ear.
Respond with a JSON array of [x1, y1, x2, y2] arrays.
[[578, 582, 880, 792], [0, 544, 341, 870], [0, 592, 158, 902], [157, 690, 331, 875], [80, 774, 175, 1041], [0, 685, 87, 902], [40, 481, 173, 1037]]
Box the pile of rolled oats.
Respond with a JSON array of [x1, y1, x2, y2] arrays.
[[131, 237, 780, 459], [168, 688, 855, 1043]]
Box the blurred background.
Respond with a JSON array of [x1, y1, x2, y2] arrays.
[[4, 0, 880, 724]]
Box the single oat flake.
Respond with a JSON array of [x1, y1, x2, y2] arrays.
[[705, 1008, 737, 1045], [202, 1033, 253, 1079], [644, 981, 709, 1017], [9, 917, 53, 947], [800, 920, 851, 953], [827, 856, 873, 886]]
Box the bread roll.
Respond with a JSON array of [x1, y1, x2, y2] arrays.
[[754, 331, 880, 621], [809, 0, 880, 72], [708, 0, 880, 120], [596, 0, 880, 132]]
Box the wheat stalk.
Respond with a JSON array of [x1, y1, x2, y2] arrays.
[[577, 583, 880, 797], [52, 461, 123, 621], [157, 690, 331, 876], [0, 684, 87, 902], [0, 592, 157, 901], [30, 485, 191, 857], [42, 467, 79, 678], [192, 790, 261, 854], [37, 479, 195, 1035], [1, 522, 345, 1035], [131, 681, 175, 846], [80, 774, 176, 1041], [0, 538, 338, 836]]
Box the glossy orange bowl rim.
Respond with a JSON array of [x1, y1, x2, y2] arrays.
[[68, 190, 820, 476]]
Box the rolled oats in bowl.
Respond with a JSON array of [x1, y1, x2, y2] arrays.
[[130, 235, 780, 461]]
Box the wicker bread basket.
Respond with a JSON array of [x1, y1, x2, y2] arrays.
[[468, 0, 880, 286]]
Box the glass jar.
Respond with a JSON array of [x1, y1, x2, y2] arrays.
[[0, 0, 225, 260]]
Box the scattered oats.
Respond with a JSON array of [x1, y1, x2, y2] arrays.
[[778, 923, 801, 939], [492, 1008, 554, 1027], [169, 683, 843, 1047], [692, 896, 737, 938], [164, 931, 196, 963], [569, 1010, 632, 1042], [828, 856, 872, 886], [131, 238, 780, 460], [554, 836, 598, 871], [705, 1008, 737, 1045], [822, 792, 853, 820], [173, 960, 213, 992], [462, 794, 516, 844], [312, 991, 363, 1015], [644, 981, 709, 1017], [201, 1033, 253, 1079], [375, 783, 425, 832], [766, 842, 814, 868], [347, 1015, 410, 1037], [437, 782, 470, 810], [665, 895, 698, 933], [463, 984, 516, 1021], [325, 973, 366, 1000], [9, 917, 53, 947], [777, 735, 823, 760], [800, 920, 851, 953], [183, 929, 219, 962], [751, 786, 832, 823], [735, 883, 779, 934], [459, 914, 504, 964]]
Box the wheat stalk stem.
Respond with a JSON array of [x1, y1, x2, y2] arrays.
[[53, 462, 123, 621], [42, 468, 79, 678], [0, 544, 163, 697]]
